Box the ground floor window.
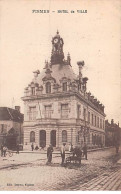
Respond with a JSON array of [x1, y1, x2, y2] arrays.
[[30, 131, 35, 142], [62, 130, 67, 142]]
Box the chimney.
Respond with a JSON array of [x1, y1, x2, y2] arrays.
[[82, 77, 88, 92], [77, 61, 84, 91], [15, 106, 20, 112], [77, 61, 84, 79], [67, 53, 71, 66]]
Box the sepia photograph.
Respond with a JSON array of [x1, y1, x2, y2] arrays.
[[0, 0, 121, 191]]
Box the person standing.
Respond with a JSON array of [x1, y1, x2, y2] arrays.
[[3, 146, 7, 157], [82, 143, 88, 160], [61, 143, 66, 166], [68, 143, 73, 152], [68, 143, 71, 152], [1, 144, 3, 157], [16, 144, 19, 154], [31, 143, 34, 151], [115, 143, 119, 154], [76, 146, 82, 165], [47, 144, 53, 164]]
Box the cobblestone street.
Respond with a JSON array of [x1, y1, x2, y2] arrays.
[[0, 147, 121, 191]]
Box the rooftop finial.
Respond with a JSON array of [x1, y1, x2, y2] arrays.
[[57, 30, 59, 34]]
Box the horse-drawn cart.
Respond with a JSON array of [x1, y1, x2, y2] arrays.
[[65, 154, 82, 164]]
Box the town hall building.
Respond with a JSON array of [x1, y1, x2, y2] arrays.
[[22, 31, 106, 148]]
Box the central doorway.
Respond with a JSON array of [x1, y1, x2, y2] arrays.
[[50, 130, 56, 147], [40, 130, 46, 148]]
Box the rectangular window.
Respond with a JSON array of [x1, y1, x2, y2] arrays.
[[83, 108, 86, 120], [88, 112, 90, 123], [100, 118, 102, 129], [31, 87, 35, 95], [61, 104, 68, 118], [45, 105, 52, 118], [77, 105, 81, 119], [29, 107, 36, 120], [95, 116, 96, 127], [92, 114, 93, 125], [63, 82, 67, 92], [103, 120, 105, 129], [97, 117, 99, 128]]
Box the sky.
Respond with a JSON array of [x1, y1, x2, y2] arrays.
[[0, 0, 121, 125]]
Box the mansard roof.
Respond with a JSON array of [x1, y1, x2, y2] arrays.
[[33, 63, 77, 86]]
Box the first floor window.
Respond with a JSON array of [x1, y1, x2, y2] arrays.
[[61, 104, 69, 118], [103, 120, 105, 129], [88, 112, 90, 123], [45, 105, 52, 118], [77, 105, 81, 119], [92, 114, 94, 125], [97, 117, 99, 128], [100, 119, 102, 129], [95, 116, 96, 127], [29, 107, 36, 120], [30, 131, 35, 142], [83, 108, 86, 120], [62, 130, 67, 142]]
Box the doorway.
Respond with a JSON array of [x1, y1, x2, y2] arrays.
[[40, 130, 46, 147]]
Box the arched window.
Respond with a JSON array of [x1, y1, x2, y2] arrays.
[[62, 130, 67, 142], [63, 82, 67, 91], [46, 82, 51, 93], [30, 131, 35, 142]]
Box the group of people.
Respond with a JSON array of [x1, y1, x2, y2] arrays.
[[46, 143, 88, 166], [31, 143, 39, 151], [61, 143, 88, 165]]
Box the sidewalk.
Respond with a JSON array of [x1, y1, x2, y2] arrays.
[[15, 146, 113, 154]]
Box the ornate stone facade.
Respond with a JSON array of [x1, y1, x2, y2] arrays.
[[22, 31, 105, 148]]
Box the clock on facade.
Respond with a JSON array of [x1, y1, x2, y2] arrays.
[[54, 38, 58, 43]]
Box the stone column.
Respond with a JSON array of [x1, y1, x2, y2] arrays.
[[46, 129, 50, 147], [35, 128, 39, 146]]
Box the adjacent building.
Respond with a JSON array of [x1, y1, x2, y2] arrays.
[[0, 106, 24, 149], [105, 119, 120, 147], [22, 31, 106, 148]]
